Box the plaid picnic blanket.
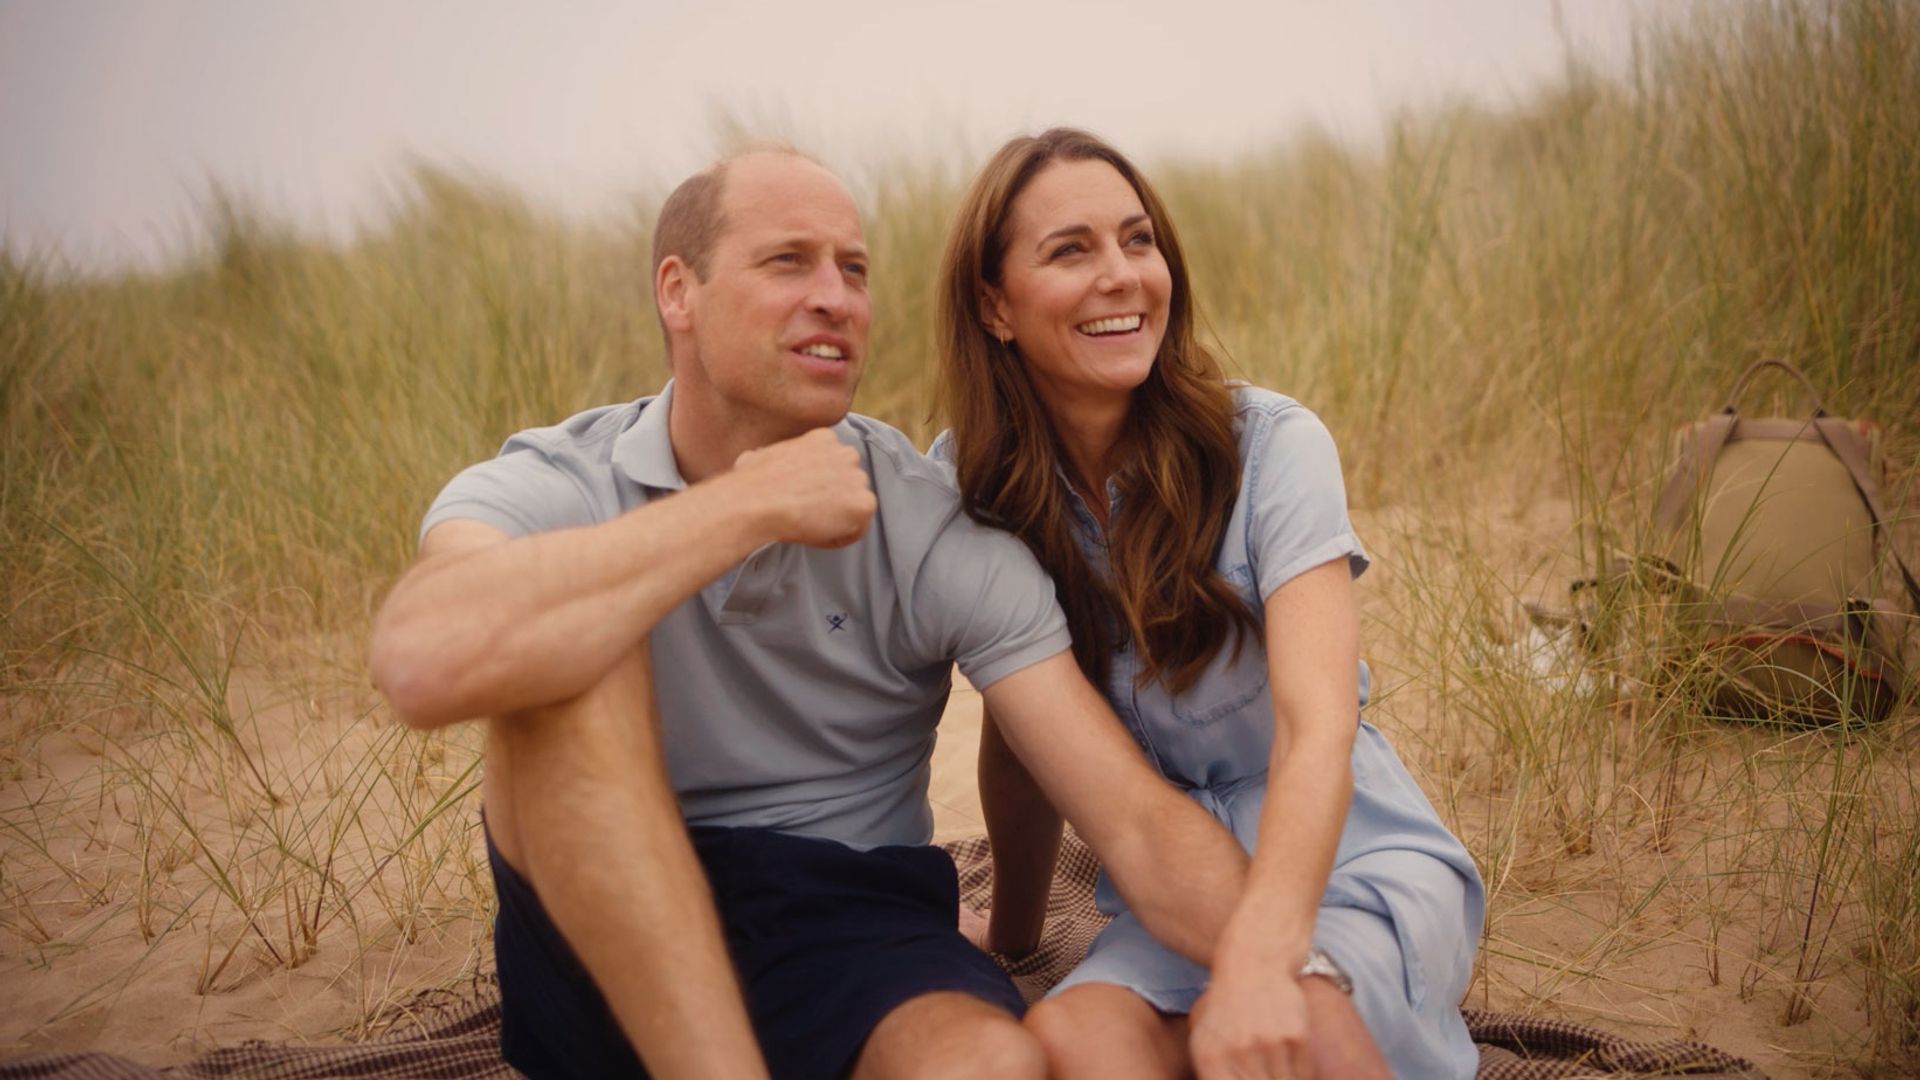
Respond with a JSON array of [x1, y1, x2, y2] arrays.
[[947, 833, 1766, 1080], [0, 832, 1766, 1079]]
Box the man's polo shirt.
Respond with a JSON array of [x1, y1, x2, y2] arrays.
[[421, 382, 1071, 849]]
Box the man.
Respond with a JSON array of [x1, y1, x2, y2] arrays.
[[368, 149, 1248, 1079]]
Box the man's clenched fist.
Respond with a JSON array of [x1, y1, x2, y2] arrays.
[[729, 429, 877, 549]]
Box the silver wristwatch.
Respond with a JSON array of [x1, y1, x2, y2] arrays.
[[1297, 946, 1353, 994]]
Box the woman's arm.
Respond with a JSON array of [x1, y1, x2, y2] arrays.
[[1189, 557, 1377, 1078], [1224, 556, 1360, 964], [975, 707, 1063, 955]]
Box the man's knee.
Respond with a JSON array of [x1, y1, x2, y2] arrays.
[[856, 992, 1043, 1080], [511, 642, 657, 725], [494, 644, 665, 776], [486, 643, 676, 872]]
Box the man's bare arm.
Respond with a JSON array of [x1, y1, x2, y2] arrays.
[[370, 429, 874, 728], [980, 652, 1247, 965]]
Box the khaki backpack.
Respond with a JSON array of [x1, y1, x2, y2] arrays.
[[1600, 360, 1917, 724]]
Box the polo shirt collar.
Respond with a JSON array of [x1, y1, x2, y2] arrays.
[[612, 379, 868, 497], [614, 379, 687, 492]]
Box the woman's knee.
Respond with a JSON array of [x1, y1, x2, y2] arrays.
[[1026, 985, 1183, 1078], [1023, 995, 1080, 1058]]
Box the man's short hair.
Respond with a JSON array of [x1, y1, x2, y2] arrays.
[[651, 164, 728, 283], [650, 143, 816, 284]]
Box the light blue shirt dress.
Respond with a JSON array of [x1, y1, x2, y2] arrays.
[[936, 385, 1484, 1080]]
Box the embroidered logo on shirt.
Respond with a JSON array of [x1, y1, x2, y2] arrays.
[[826, 612, 850, 634]]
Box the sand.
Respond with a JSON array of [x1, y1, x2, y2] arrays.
[[1, 505, 1906, 1076]]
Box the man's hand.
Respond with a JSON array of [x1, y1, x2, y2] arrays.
[[730, 429, 875, 548], [1188, 961, 1313, 1080]]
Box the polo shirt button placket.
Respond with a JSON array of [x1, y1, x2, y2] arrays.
[[718, 543, 784, 623]]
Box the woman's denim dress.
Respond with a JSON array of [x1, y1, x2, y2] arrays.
[[938, 386, 1485, 1079]]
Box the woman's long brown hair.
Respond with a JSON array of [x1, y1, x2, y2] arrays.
[[936, 128, 1259, 695]]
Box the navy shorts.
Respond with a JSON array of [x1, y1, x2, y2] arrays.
[[487, 822, 1026, 1080]]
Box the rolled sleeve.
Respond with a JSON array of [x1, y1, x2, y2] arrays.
[[1246, 404, 1369, 600], [917, 521, 1072, 690]]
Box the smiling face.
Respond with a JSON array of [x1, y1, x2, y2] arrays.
[[982, 158, 1173, 416], [659, 152, 871, 448]]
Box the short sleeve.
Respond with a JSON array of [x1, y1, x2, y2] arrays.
[[419, 447, 598, 546], [915, 520, 1071, 690], [1247, 405, 1370, 600]]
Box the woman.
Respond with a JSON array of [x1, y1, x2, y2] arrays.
[[932, 128, 1485, 1079]]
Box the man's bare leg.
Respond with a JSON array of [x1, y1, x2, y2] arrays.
[[488, 643, 768, 1079], [1026, 983, 1186, 1079], [850, 991, 1044, 1080]]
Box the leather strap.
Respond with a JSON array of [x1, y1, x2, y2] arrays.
[[1811, 415, 1920, 611], [1723, 358, 1831, 416], [1654, 357, 1917, 612], [1653, 413, 1737, 538]]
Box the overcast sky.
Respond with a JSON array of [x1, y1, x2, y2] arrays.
[[1, 1, 1644, 275]]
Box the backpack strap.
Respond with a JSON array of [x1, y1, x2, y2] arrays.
[[1652, 412, 1738, 537], [1651, 359, 1917, 611], [1656, 360, 1820, 536], [1811, 415, 1920, 611]]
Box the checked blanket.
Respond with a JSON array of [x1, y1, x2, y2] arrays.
[[946, 833, 1766, 1080], [0, 832, 1766, 1079]]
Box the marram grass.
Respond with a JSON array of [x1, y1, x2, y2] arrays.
[[2, 0, 1917, 1071]]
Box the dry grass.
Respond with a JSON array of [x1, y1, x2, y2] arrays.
[[3, 0, 1918, 1073]]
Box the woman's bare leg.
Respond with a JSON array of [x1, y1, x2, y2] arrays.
[[1299, 976, 1394, 1077], [1026, 983, 1188, 1079]]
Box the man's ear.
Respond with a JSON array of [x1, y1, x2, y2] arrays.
[[979, 285, 1013, 343], [657, 255, 696, 335]]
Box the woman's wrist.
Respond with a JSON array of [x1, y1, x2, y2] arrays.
[[1215, 907, 1314, 975]]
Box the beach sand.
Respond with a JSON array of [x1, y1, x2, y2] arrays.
[[0, 504, 1901, 1076]]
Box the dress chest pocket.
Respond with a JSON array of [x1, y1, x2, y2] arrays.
[[1161, 562, 1269, 727], [1166, 653, 1270, 726]]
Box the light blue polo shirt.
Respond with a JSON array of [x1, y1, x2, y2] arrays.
[[422, 381, 1071, 849]]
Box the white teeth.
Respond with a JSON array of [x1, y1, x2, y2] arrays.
[[1076, 315, 1142, 335], [799, 343, 844, 359]]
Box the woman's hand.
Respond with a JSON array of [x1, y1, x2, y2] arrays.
[[1188, 958, 1313, 1079]]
